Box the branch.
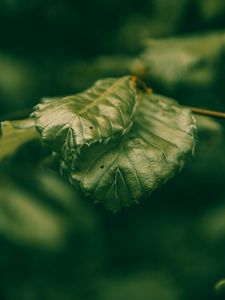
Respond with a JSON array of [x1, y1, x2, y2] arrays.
[[190, 107, 225, 119]]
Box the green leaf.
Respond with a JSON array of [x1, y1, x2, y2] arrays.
[[0, 186, 67, 249], [215, 279, 225, 296], [33, 76, 138, 160], [0, 118, 38, 161], [138, 31, 225, 88], [66, 93, 196, 213], [0, 167, 96, 250]]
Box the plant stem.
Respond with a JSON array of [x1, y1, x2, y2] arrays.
[[190, 107, 225, 119]]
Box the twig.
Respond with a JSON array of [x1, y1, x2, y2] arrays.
[[190, 107, 225, 119]]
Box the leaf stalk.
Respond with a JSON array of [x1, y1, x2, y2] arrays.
[[190, 107, 225, 119]]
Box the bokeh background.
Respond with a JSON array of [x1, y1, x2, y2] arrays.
[[1, 0, 225, 299]]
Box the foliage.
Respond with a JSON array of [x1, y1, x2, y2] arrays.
[[1, 1, 225, 300], [29, 77, 195, 212]]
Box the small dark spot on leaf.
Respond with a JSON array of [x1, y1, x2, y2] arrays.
[[133, 138, 141, 145], [89, 126, 93, 129], [100, 165, 104, 169]]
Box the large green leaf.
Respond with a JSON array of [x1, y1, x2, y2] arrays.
[[33, 76, 137, 160], [66, 93, 196, 212]]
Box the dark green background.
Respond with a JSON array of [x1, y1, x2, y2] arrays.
[[1, 1, 225, 299]]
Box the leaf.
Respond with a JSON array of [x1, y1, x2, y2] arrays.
[[0, 118, 38, 161], [215, 279, 225, 296], [0, 186, 67, 249], [0, 167, 97, 250], [131, 31, 225, 105], [33, 76, 138, 160], [66, 93, 196, 213]]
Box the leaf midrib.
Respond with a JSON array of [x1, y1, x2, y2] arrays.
[[78, 77, 133, 115]]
